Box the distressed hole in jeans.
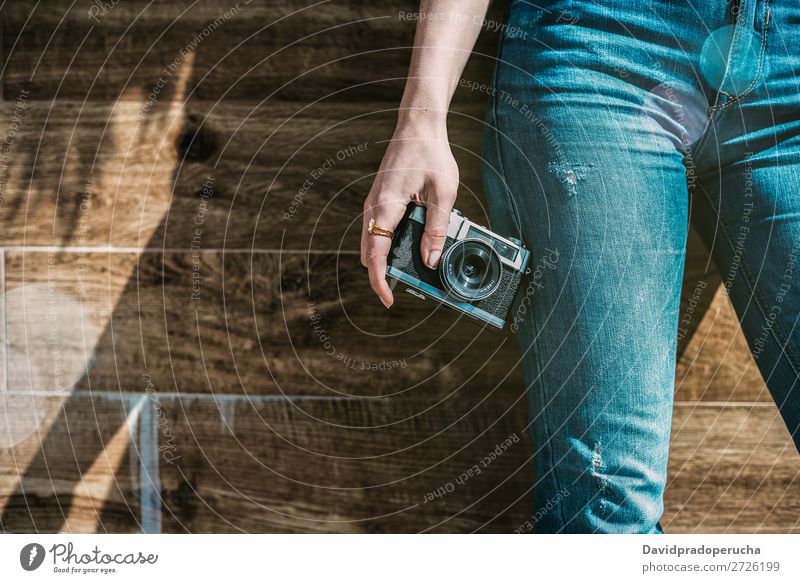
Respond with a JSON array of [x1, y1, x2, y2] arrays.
[[548, 162, 594, 197], [590, 441, 609, 508]]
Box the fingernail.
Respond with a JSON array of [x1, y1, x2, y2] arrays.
[[381, 298, 392, 309], [426, 249, 441, 268]]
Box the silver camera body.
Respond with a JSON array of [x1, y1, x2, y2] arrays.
[[386, 205, 530, 329]]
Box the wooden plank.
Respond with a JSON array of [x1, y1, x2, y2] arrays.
[[5, 250, 526, 399], [4, 250, 138, 392], [664, 404, 800, 533], [6, 247, 769, 402], [156, 397, 798, 533], [0, 249, 5, 391], [2, 0, 503, 102], [0, 393, 142, 533], [676, 228, 721, 358], [156, 395, 533, 533], [675, 285, 771, 402], [0, 99, 490, 249], [1, 395, 795, 533]]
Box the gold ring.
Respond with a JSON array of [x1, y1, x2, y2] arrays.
[[368, 217, 394, 238]]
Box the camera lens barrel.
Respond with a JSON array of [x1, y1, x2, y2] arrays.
[[440, 239, 502, 301]]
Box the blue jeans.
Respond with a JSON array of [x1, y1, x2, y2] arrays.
[[482, 0, 800, 533]]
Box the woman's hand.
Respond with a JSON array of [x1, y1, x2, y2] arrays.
[[361, 117, 459, 308], [358, 0, 491, 308]]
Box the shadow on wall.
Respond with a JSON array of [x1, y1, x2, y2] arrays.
[[0, 6, 536, 531], [1, 47, 194, 532]]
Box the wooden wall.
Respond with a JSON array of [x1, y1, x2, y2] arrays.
[[0, 0, 797, 533]]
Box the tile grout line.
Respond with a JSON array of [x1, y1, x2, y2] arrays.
[[2, 246, 360, 255], [672, 401, 778, 408], [9, 390, 390, 402], [136, 395, 162, 534], [1, 248, 6, 391], [0, 390, 772, 408]]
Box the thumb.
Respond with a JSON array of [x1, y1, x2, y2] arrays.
[[420, 198, 454, 269]]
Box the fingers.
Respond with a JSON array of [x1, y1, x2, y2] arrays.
[[420, 193, 455, 269], [367, 236, 393, 308], [362, 197, 406, 308]]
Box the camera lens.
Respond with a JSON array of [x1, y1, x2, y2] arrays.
[[440, 239, 502, 301]]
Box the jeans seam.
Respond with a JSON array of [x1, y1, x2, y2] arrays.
[[696, 181, 800, 379], [489, 30, 569, 532], [526, 288, 569, 532], [489, 41, 523, 236]]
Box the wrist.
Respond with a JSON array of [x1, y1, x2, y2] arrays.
[[395, 106, 448, 138]]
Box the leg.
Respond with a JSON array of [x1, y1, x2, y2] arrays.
[[690, 0, 800, 450], [692, 124, 800, 443], [481, 14, 693, 533], [692, 161, 800, 451]]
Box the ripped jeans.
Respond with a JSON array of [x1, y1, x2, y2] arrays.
[[482, 0, 800, 533]]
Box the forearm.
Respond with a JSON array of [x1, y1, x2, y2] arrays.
[[362, 1, 489, 305], [398, 0, 492, 128]]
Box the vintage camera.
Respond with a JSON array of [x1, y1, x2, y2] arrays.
[[386, 204, 530, 329]]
